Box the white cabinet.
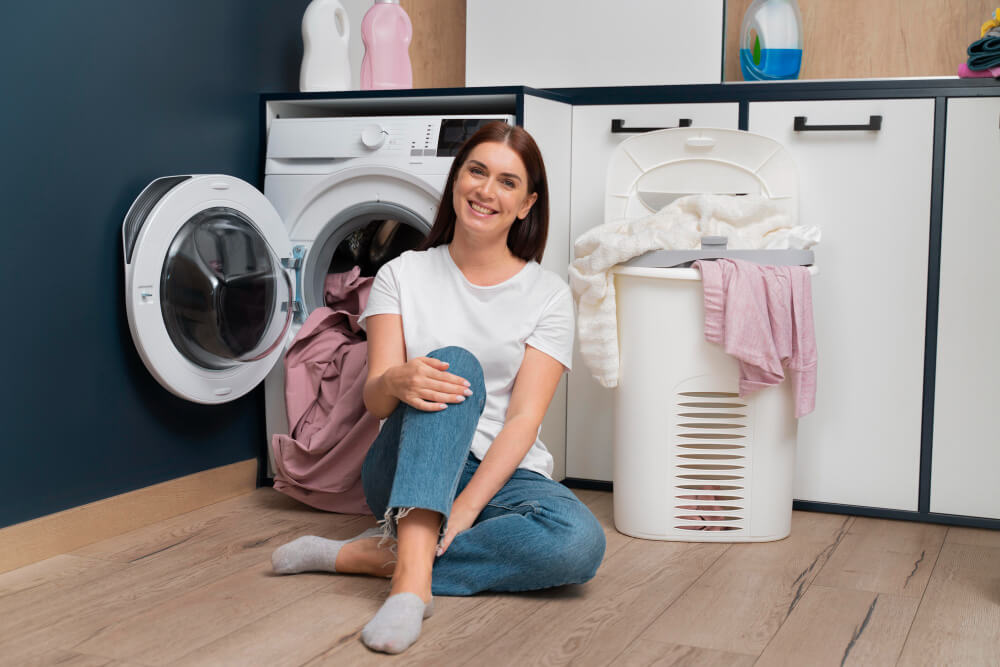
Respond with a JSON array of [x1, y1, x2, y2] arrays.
[[749, 99, 936, 511], [466, 0, 724, 88], [566, 103, 740, 481], [522, 95, 574, 482], [930, 97, 1000, 519]]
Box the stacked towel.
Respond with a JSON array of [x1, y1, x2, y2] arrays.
[[960, 9, 1000, 77], [569, 194, 820, 388]]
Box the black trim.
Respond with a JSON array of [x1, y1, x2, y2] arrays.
[[738, 99, 749, 130], [793, 500, 1000, 530], [515, 94, 525, 127], [793, 115, 882, 132], [919, 98, 949, 514], [122, 176, 191, 264], [720, 0, 728, 84], [549, 78, 1000, 106], [611, 118, 692, 133], [261, 85, 573, 106], [563, 478, 613, 492]]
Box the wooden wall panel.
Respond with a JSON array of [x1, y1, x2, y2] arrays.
[[401, 0, 465, 88], [725, 0, 995, 81]]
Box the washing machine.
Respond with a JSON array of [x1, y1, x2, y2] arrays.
[[122, 113, 512, 473]]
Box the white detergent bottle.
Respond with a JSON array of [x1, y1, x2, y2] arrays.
[[300, 0, 352, 92]]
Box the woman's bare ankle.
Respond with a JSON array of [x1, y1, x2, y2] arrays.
[[390, 564, 432, 603], [334, 538, 395, 577]]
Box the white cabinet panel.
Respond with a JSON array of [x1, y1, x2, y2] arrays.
[[567, 103, 740, 481], [466, 0, 724, 88], [931, 97, 1000, 519], [750, 99, 935, 511], [522, 95, 574, 482]]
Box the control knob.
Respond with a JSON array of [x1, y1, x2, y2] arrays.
[[361, 124, 388, 149]]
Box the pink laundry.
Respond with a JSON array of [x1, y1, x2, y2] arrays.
[[958, 62, 1000, 78], [271, 266, 379, 514], [693, 258, 817, 417]]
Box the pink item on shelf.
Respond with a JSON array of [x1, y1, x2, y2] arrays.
[[360, 0, 413, 90], [271, 266, 378, 514], [958, 62, 1000, 78], [694, 258, 817, 418]]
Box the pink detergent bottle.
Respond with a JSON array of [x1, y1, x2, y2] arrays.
[[360, 0, 413, 90]]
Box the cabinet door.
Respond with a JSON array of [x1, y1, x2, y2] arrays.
[[931, 97, 1000, 519], [523, 94, 574, 482], [567, 103, 740, 481], [466, 0, 724, 88], [750, 99, 935, 511]]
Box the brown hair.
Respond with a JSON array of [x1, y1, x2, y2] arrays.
[[417, 121, 549, 263]]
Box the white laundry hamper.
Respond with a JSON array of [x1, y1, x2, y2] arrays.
[[604, 127, 815, 543]]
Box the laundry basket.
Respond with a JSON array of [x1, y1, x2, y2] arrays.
[[601, 126, 815, 543], [613, 261, 812, 542]]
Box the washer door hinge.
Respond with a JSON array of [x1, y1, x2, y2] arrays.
[[281, 245, 306, 322]]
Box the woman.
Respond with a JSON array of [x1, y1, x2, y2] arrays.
[[272, 122, 606, 654]]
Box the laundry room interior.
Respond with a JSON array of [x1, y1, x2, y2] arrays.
[[3, 0, 999, 664]]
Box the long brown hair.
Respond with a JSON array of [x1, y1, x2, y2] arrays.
[[417, 122, 549, 263]]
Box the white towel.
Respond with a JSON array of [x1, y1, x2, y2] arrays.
[[568, 194, 820, 388]]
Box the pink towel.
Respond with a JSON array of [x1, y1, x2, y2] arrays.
[[958, 62, 1000, 78], [270, 266, 378, 514], [694, 259, 816, 417]]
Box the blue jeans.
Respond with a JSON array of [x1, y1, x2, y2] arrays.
[[361, 346, 606, 596]]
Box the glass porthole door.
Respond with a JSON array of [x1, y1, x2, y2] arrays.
[[122, 175, 295, 404]]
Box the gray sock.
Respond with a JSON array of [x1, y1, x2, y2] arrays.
[[360, 592, 435, 654], [271, 526, 382, 574]]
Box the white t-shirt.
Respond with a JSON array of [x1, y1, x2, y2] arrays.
[[358, 244, 575, 478]]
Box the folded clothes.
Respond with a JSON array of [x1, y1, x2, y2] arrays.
[[958, 62, 1000, 78], [967, 34, 1000, 70]]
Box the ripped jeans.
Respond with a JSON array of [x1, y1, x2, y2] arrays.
[[360, 346, 606, 597]]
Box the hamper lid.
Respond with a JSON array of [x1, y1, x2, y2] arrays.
[[606, 127, 799, 224]]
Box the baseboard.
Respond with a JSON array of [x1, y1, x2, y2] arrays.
[[0, 458, 258, 574]]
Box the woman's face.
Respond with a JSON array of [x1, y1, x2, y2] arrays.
[[451, 141, 537, 245]]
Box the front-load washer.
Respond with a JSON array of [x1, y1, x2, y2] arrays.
[[122, 114, 512, 473]]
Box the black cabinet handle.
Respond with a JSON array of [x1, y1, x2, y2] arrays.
[[611, 118, 692, 133], [793, 115, 882, 132]]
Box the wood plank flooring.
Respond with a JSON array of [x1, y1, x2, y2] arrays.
[[1, 488, 997, 666]]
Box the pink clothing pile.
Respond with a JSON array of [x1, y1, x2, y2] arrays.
[[271, 266, 378, 514], [693, 259, 817, 417]]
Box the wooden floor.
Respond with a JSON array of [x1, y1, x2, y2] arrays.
[[1, 489, 998, 666]]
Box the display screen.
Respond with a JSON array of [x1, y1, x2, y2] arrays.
[[436, 118, 506, 157]]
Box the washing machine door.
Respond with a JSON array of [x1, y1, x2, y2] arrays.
[[122, 175, 294, 404]]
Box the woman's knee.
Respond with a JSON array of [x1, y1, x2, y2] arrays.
[[428, 346, 485, 395], [541, 499, 606, 584]]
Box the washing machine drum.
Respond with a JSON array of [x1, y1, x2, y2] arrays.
[[160, 206, 291, 370], [331, 218, 426, 277]]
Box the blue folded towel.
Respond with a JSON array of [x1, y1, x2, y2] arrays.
[[968, 33, 1000, 70]]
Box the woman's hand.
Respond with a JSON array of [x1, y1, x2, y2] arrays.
[[437, 499, 480, 557], [381, 357, 472, 412]]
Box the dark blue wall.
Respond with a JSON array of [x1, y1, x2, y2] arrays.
[[0, 1, 312, 528]]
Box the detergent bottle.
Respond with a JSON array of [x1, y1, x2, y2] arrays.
[[300, 0, 352, 91], [739, 0, 803, 81], [360, 0, 413, 90]]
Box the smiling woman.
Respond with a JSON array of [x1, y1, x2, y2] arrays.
[[270, 122, 605, 655], [420, 121, 550, 266]]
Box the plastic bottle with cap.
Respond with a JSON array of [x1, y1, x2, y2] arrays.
[[739, 0, 803, 81], [299, 0, 352, 92], [360, 0, 413, 90]]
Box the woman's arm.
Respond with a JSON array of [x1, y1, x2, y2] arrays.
[[438, 344, 566, 554], [363, 313, 472, 418]]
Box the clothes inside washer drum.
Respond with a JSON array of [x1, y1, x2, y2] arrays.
[[271, 266, 378, 514]]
